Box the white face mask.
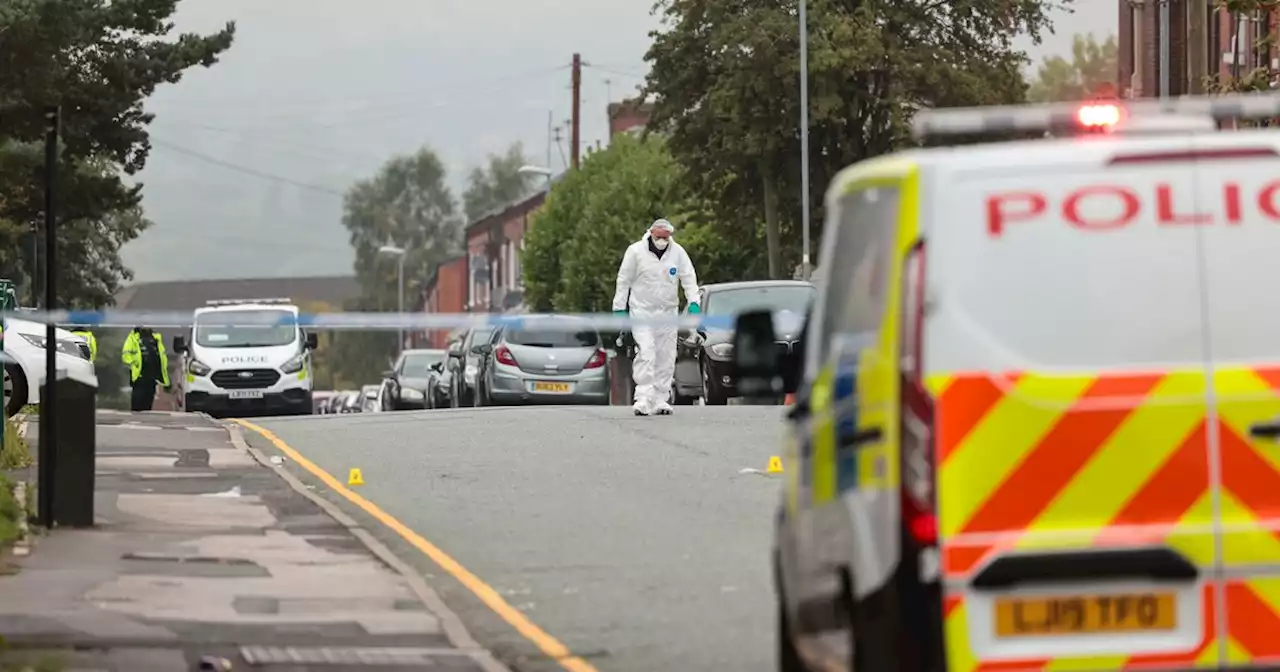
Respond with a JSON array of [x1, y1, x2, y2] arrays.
[[652, 237, 669, 250]]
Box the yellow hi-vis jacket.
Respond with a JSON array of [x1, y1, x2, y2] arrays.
[[121, 331, 169, 386], [70, 330, 97, 361]]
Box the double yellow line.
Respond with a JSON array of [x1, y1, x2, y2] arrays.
[[234, 419, 599, 672]]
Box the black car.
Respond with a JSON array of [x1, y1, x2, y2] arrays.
[[673, 280, 815, 405], [383, 349, 446, 410], [426, 338, 462, 408], [450, 326, 496, 407]]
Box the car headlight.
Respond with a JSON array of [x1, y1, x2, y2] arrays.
[[709, 342, 734, 357], [402, 388, 423, 400], [20, 333, 86, 359], [188, 359, 212, 376], [280, 354, 304, 374]]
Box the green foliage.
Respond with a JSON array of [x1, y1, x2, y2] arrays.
[[522, 134, 743, 313], [1206, 0, 1278, 96], [90, 328, 129, 409], [338, 147, 460, 384], [0, 474, 19, 550], [0, 417, 29, 470], [0, 0, 235, 308], [462, 142, 539, 223], [643, 0, 1060, 274], [1027, 33, 1119, 102]]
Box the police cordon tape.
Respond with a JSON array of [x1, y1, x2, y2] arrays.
[[0, 310, 810, 332]]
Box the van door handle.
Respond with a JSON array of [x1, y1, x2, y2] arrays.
[[838, 427, 882, 451], [1251, 421, 1280, 439]]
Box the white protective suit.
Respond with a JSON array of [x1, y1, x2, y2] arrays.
[[612, 232, 700, 413]]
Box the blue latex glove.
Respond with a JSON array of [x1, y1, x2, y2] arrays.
[[687, 303, 700, 314], [614, 309, 627, 316]]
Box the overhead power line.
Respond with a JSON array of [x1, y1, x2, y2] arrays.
[[150, 138, 347, 197]]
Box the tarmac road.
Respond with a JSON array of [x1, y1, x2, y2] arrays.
[[242, 405, 789, 672]]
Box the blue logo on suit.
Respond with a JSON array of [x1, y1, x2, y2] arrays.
[[668, 267, 677, 276]]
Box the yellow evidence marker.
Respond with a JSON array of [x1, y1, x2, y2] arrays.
[[766, 456, 783, 473], [347, 468, 364, 486]]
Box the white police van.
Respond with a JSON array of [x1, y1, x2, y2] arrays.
[[173, 298, 317, 418]]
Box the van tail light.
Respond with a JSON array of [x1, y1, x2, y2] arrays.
[[585, 348, 606, 369], [900, 241, 937, 547], [495, 345, 518, 366]]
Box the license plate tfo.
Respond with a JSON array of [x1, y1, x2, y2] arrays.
[[228, 389, 265, 399], [994, 592, 1177, 637]]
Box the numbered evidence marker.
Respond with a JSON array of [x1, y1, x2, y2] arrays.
[[767, 456, 784, 473], [347, 468, 364, 486]]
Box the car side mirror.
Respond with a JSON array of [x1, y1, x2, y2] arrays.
[[471, 344, 490, 355], [305, 333, 318, 350], [172, 335, 186, 353], [732, 310, 783, 399]]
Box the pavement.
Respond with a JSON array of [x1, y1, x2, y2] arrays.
[[242, 405, 788, 672], [0, 409, 505, 671]]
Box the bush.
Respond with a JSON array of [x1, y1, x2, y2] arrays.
[[0, 418, 29, 470], [0, 475, 18, 551]]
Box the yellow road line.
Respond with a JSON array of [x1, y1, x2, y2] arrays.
[[232, 419, 599, 672]]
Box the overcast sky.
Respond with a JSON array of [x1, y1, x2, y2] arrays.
[[122, 0, 1115, 283]]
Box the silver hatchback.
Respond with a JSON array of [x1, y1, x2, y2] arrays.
[[475, 319, 609, 406]]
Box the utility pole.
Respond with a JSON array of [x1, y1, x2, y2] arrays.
[[571, 53, 581, 169]]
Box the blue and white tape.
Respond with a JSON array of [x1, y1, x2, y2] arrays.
[[0, 310, 807, 332]]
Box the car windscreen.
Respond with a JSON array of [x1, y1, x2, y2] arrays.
[[706, 286, 815, 317], [195, 310, 297, 347], [402, 353, 444, 377], [505, 326, 599, 348]]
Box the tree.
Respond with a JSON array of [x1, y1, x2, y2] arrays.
[[643, 0, 1060, 277], [0, 0, 235, 307], [461, 142, 539, 223], [337, 147, 460, 385], [1207, 0, 1278, 95], [1027, 33, 1119, 102], [522, 133, 747, 313]]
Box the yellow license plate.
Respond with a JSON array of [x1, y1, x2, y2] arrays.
[[994, 592, 1177, 637], [532, 381, 571, 393]]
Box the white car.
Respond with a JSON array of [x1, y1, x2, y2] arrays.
[[2, 317, 96, 417]]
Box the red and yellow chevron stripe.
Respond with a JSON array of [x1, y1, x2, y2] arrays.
[[926, 365, 1280, 670]]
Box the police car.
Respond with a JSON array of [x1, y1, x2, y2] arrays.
[[731, 93, 1280, 671], [173, 298, 317, 418]]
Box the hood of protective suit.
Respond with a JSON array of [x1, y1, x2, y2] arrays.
[[612, 233, 700, 317]]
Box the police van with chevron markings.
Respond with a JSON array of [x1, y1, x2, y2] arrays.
[[172, 298, 318, 418], [728, 93, 1280, 672]]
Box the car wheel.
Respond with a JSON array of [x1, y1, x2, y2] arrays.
[[4, 363, 27, 418], [701, 360, 728, 406]]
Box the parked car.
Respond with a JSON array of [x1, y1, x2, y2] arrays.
[[338, 390, 363, 413], [359, 384, 382, 413], [673, 280, 815, 405], [382, 348, 446, 411], [426, 339, 462, 409], [3, 316, 95, 417], [473, 316, 609, 406], [450, 326, 496, 407]]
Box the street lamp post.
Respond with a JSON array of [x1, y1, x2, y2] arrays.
[[518, 164, 554, 189], [378, 245, 406, 349], [799, 0, 811, 280]]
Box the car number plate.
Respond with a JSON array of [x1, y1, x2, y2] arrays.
[[228, 389, 265, 399], [994, 592, 1176, 637], [531, 381, 571, 393]]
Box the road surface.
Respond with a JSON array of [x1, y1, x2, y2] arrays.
[[240, 405, 788, 672]]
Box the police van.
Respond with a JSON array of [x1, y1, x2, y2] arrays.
[[731, 93, 1280, 671], [173, 298, 317, 418]]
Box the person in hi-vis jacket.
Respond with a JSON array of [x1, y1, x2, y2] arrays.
[[612, 219, 700, 416], [121, 326, 169, 411]]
